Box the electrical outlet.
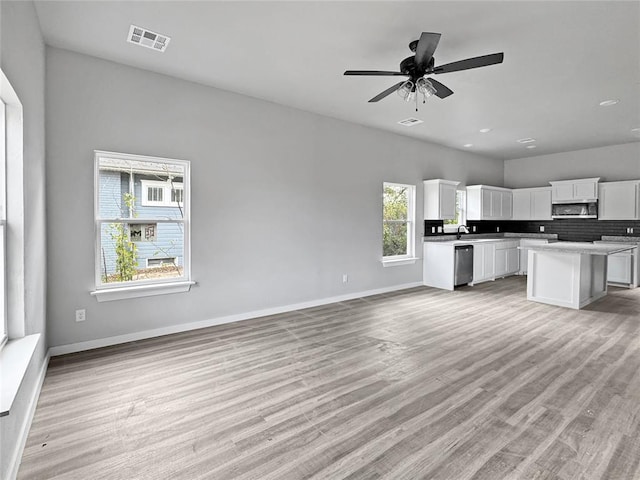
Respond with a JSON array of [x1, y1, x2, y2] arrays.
[[342, 274, 348, 284], [437, 226, 443, 233], [631, 227, 634, 234], [431, 226, 436, 234], [472, 226, 476, 232], [539, 225, 545, 232], [75, 309, 86, 322], [496, 226, 500, 233]]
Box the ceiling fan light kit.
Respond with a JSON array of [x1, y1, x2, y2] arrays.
[[345, 32, 504, 110]]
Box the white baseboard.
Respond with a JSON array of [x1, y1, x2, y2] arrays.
[[7, 350, 49, 480], [49, 282, 423, 357]]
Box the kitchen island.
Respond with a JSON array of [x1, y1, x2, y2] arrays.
[[525, 242, 636, 309]]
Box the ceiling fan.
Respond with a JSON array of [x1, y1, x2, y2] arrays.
[[344, 32, 504, 109]]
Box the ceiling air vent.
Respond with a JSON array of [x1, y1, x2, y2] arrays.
[[398, 118, 424, 127], [127, 25, 171, 52]]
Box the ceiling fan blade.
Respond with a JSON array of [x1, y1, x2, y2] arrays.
[[415, 32, 441, 70], [427, 78, 454, 99], [344, 70, 408, 76], [368, 81, 406, 102], [433, 52, 504, 74]]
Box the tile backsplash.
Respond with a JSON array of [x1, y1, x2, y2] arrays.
[[467, 219, 640, 242], [424, 219, 640, 242]]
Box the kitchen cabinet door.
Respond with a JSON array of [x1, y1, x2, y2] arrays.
[[424, 179, 460, 220], [495, 248, 507, 276], [552, 183, 575, 202], [531, 189, 552, 220], [490, 190, 502, 219], [482, 189, 493, 219], [507, 247, 519, 274], [599, 181, 640, 220], [608, 253, 632, 284], [512, 190, 530, 220], [550, 178, 600, 202], [501, 191, 513, 219], [574, 181, 598, 201], [473, 244, 495, 283], [484, 245, 495, 279]]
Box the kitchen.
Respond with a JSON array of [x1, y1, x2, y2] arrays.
[[423, 175, 640, 309]]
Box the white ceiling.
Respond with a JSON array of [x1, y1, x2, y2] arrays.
[[34, 1, 640, 160]]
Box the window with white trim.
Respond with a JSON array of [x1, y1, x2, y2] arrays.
[[382, 182, 416, 263], [93, 151, 192, 301], [141, 179, 184, 207], [443, 190, 467, 232], [0, 98, 6, 348]]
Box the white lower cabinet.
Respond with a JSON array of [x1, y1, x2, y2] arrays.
[[472, 243, 495, 284], [608, 252, 633, 285], [594, 242, 638, 288], [425, 238, 532, 290], [495, 241, 520, 277]]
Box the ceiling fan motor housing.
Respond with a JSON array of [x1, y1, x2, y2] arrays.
[[400, 56, 434, 79]]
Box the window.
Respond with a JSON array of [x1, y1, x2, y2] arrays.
[[141, 180, 184, 207], [382, 182, 416, 265], [444, 190, 467, 232], [147, 257, 177, 268], [0, 98, 6, 348], [92, 151, 193, 301]]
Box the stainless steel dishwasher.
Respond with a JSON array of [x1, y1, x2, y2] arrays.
[[454, 245, 474, 286]]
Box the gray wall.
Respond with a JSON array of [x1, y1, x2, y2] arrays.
[[504, 143, 640, 188], [46, 47, 504, 348], [0, 1, 47, 478]]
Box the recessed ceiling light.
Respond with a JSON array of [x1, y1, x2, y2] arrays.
[[479, 128, 492, 133], [526, 145, 537, 149], [599, 99, 619, 107], [517, 138, 536, 144], [463, 143, 473, 148]]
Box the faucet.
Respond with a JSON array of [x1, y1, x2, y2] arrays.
[[457, 225, 470, 240]]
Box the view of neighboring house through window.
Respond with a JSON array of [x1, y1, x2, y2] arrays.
[[95, 151, 190, 289], [382, 182, 416, 260], [444, 190, 467, 231], [0, 98, 6, 347]]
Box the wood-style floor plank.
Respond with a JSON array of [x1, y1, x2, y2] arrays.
[[18, 276, 640, 479]]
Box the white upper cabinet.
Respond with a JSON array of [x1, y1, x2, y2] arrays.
[[598, 181, 640, 220], [549, 178, 600, 203], [467, 185, 513, 220], [423, 179, 460, 220], [512, 187, 552, 220]]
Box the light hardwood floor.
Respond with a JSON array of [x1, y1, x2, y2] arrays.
[[18, 276, 640, 479]]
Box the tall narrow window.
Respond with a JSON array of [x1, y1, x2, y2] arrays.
[[93, 151, 192, 301], [443, 190, 467, 232], [382, 182, 416, 264], [0, 98, 6, 347]]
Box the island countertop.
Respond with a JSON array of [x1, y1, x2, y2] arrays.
[[525, 242, 636, 256]]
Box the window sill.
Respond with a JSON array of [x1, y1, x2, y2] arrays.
[[90, 280, 195, 302], [382, 257, 419, 267], [1, 334, 40, 417]]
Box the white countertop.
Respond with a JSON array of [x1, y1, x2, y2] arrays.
[[525, 242, 636, 255]]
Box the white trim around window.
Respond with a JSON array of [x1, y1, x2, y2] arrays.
[[382, 182, 417, 267], [92, 150, 192, 301], [141, 179, 184, 207]]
